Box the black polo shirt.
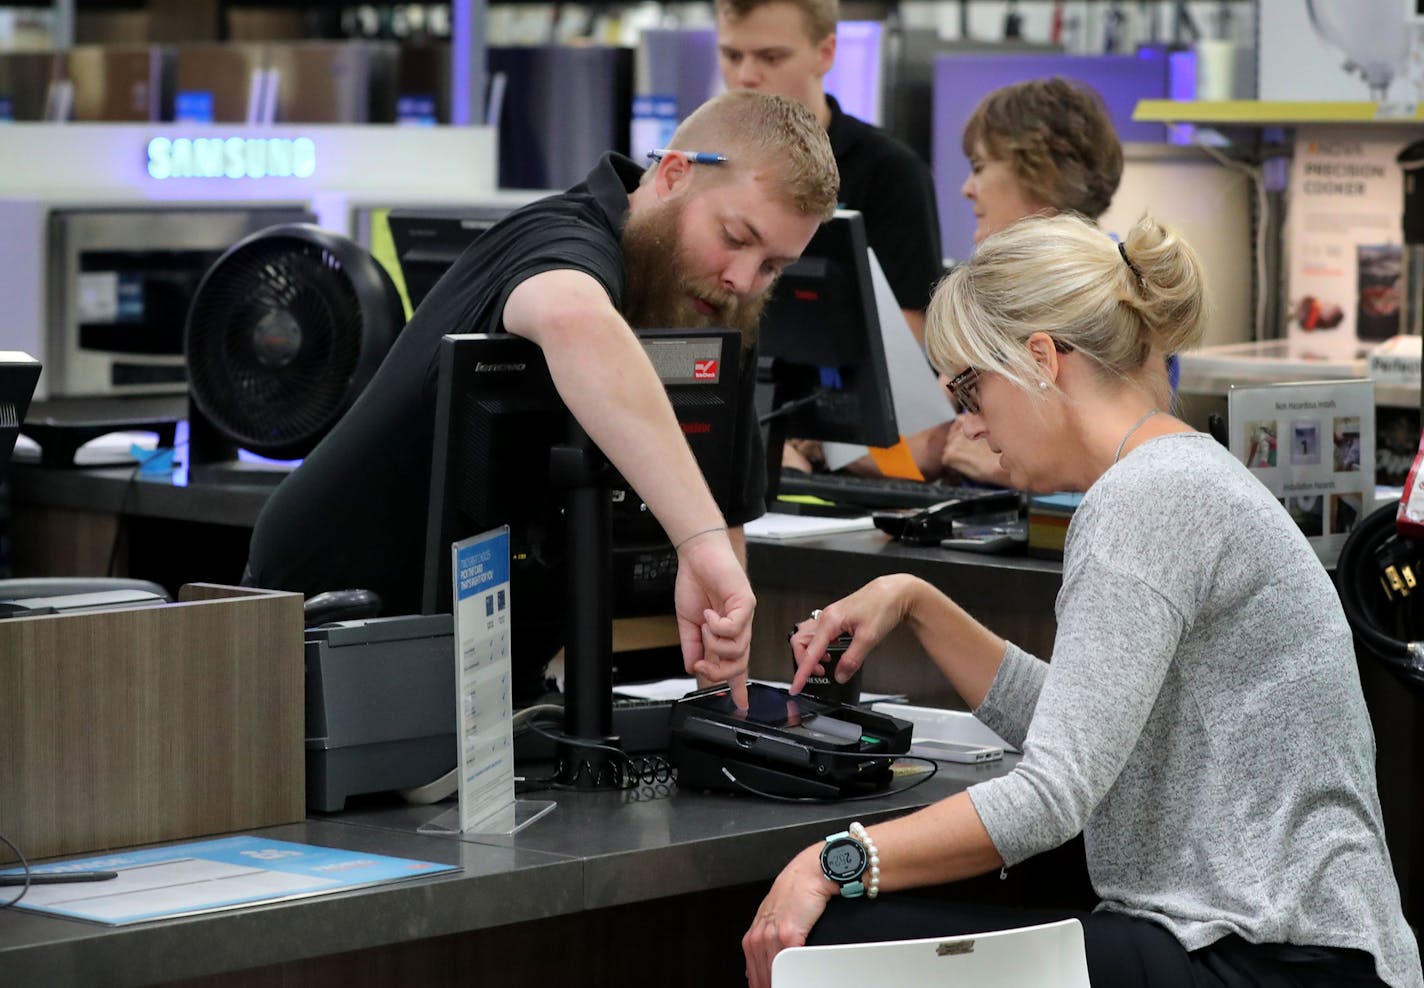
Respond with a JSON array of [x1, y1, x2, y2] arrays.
[[246, 153, 766, 615], [826, 95, 943, 312]]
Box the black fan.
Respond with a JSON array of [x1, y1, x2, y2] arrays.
[[185, 223, 404, 477]]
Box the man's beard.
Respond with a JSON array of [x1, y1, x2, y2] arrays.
[[620, 201, 770, 347]]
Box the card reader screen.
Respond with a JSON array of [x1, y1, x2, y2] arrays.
[[730, 684, 832, 727]]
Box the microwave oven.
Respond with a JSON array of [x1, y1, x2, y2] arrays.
[[45, 206, 314, 398]]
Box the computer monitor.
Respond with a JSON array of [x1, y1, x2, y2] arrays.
[[388, 207, 513, 310], [757, 210, 898, 485], [0, 352, 41, 479], [421, 328, 747, 785]]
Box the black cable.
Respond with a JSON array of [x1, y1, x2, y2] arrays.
[[1336, 502, 1424, 690], [521, 720, 675, 792], [717, 751, 940, 805], [758, 394, 823, 427], [105, 441, 188, 579], [0, 832, 31, 910]]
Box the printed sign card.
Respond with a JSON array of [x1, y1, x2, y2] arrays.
[[1228, 379, 1375, 552], [421, 526, 553, 837]]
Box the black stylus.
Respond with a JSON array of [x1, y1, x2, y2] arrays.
[[0, 870, 119, 886]]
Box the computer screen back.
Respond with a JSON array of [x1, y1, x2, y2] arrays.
[[0, 353, 41, 479], [421, 329, 746, 701], [757, 210, 898, 448], [388, 207, 513, 310]]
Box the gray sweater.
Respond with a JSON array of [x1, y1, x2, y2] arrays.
[[967, 433, 1422, 987]]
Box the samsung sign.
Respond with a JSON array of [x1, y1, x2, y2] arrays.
[[146, 136, 317, 180]]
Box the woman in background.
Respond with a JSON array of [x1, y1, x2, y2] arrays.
[[786, 78, 1125, 482], [939, 76, 1126, 484]]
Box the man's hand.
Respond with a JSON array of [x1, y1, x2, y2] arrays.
[[675, 529, 754, 708]]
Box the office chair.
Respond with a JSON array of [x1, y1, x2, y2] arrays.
[[770, 918, 1090, 988]]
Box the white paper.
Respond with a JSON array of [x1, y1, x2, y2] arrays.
[[742, 511, 877, 540], [614, 677, 903, 704], [823, 248, 954, 471]]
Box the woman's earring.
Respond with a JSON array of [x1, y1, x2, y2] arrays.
[[1038, 381, 1048, 390]]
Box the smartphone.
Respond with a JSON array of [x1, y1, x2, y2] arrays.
[[910, 738, 1003, 764]]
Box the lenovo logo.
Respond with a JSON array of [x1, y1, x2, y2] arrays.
[[474, 362, 526, 372], [693, 358, 719, 381]]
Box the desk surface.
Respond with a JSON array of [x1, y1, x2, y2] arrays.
[[0, 762, 1009, 987]]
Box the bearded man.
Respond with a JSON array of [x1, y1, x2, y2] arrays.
[[243, 91, 840, 704]]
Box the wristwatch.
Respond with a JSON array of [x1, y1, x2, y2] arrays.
[[819, 830, 869, 898]]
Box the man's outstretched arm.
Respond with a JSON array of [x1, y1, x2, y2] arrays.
[[504, 268, 753, 703]]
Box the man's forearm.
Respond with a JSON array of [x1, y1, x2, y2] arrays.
[[536, 309, 725, 544]]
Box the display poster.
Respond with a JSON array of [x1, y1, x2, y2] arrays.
[[452, 527, 517, 834], [1285, 128, 1406, 360], [1228, 379, 1375, 552]]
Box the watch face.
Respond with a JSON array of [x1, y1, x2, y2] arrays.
[[822, 838, 868, 882]]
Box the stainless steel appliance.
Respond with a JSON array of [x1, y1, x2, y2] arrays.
[[490, 45, 632, 189], [266, 41, 397, 123], [0, 51, 62, 121], [173, 43, 266, 122], [65, 44, 171, 121], [45, 207, 313, 397]]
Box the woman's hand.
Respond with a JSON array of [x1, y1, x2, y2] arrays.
[[940, 419, 1012, 486], [789, 575, 922, 694], [743, 845, 837, 988], [782, 438, 826, 474]]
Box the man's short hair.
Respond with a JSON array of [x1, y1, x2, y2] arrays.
[[961, 78, 1123, 220], [714, 0, 838, 42], [662, 90, 839, 220]]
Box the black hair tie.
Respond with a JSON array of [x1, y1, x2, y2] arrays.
[[1118, 241, 1145, 285]]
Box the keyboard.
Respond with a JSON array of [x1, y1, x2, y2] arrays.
[[777, 467, 1021, 513]]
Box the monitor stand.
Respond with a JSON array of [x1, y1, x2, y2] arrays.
[[549, 427, 624, 788]]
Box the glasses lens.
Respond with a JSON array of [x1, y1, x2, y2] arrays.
[[948, 367, 979, 415]]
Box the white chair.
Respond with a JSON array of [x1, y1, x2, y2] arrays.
[[771, 918, 1090, 987]]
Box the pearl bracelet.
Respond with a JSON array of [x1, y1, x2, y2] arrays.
[[849, 821, 880, 899]]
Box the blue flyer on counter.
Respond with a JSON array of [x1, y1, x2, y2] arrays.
[[0, 835, 459, 926]]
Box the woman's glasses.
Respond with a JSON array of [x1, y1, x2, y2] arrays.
[[945, 339, 1074, 416], [945, 366, 981, 415]]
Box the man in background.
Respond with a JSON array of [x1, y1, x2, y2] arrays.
[[245, 91, 840, 704], [715, 0, 942, 345]]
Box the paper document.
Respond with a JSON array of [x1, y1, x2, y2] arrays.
[[0, 835, 458, 926], [743, 512, 877, 540], [823, 248, 955, 471], [614, 678, 904, 704]]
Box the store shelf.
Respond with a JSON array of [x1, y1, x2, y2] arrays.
[[1178, 341, 1419, 409], [1133, 99, 1424, 126]]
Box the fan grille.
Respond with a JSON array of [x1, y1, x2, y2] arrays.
[[187, 236, 366, 457]]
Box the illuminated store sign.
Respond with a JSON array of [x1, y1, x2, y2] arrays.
[[146, 136, 317, 180]]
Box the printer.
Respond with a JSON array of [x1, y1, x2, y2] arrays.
[[304, 614, 455, 812]]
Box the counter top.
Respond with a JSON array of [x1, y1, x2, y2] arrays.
[[0, 762, 1006, 987]]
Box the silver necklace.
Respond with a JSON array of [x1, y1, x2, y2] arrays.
[[1113, 408, 1159, 464]]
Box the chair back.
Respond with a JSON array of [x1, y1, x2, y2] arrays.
[[771, 918, 1090, 987]]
